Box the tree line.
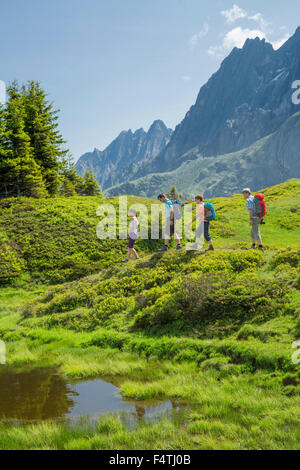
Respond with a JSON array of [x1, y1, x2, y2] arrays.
[[0, 81, 101, 198]]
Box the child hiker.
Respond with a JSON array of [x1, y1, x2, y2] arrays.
[[122, 208, 140, 262]]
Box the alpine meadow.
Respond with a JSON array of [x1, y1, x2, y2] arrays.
[[1, 1, 300, 453]]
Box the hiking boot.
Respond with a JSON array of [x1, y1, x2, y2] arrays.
[[258, 246, 264, 252], [206, 245, 215, 252], [122, 258, 129, 263], [158, 246, 168, 252], [247, 246, 256, 250], [176, 244, 183, 250]]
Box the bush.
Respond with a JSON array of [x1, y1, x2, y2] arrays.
[[271, 248, 300, 269], [0, 241, 26, 283], [134, 274, 289, 332], [237, 324, 279, 341]]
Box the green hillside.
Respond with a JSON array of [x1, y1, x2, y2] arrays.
[[1, 179, 299, 285], [0, 194, 162, 285], [0, 179, 300, 449], [106, 112, 300, 199]]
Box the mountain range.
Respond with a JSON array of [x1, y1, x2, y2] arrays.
[[76, 27, 300, 198], [76, 120, 172, 190]]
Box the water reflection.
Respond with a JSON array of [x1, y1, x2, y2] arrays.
[[0, 368, 174, 424], [0, 368, 76, 421]]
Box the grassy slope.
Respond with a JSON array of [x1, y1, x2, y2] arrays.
[[0, 194, 161, 284], [0, 179, 300, 450]]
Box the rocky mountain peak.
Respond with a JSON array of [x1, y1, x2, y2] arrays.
[[76, 119, 173, 190], [133, 26, 300, 177]]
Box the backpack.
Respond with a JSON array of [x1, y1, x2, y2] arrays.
[[173, 200, 183, 220], [204, 202, 216, 221], [254, 193, 267, 218]]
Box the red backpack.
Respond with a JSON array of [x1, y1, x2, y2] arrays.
[[254, 193, 267, 218]]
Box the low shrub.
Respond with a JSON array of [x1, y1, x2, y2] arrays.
[[0, 241, 26, 284], [134, 274, 289, 332], [271, 248, 300, 269]]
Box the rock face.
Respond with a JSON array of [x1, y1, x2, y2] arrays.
[[78, 27, 300, 197], [105, 111, 300, 199], [132, 27, 300, 178], [76, 120, 172, 190]]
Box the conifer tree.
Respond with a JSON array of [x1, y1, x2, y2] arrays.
[[60, 154, 84, 196], [2, 82, 46, 198], [81, 171, 101, 196], [0, 103, 10, 197], [60, 178, 77, 197], [22, 81, 68, 195], [167, 186, 180, 201]]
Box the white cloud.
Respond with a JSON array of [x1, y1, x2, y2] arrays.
[[248, 13, 270, 30], [221, 4, 247, 24], [208, 27, 266, 58], [189, 23, 209, 48], [181, 76, 191, 82], [223, 27, 266, 49], [221, 5, 270, 30], [204, 6, 289, 59], [272, 34, 290, 50]]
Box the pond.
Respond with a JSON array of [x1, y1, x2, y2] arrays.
[[0, 367, 176, 424]]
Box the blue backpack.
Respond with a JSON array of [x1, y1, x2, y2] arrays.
[[173, 200, 183, 220], [204, 202, 216, 221]]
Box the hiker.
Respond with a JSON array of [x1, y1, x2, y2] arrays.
[[122, 208, 140, 262], [242, 188, 264, 252], [157, 193, 182, 252], [189, 194, 215, 251]]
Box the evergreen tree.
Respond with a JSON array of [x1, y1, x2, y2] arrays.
[[0, 80, 93, 200], [0, 103, 10, 197], [1, 82, 46, 198], [60, 154, 84, 196], [167, 185, 181, 201], [22, 81, 68, 195], [60, 155, 101, 197], [60, 178, 77, 197], [80, 171, 101, 196]]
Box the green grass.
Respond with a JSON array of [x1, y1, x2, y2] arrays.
[[0, 179, 300, 449], [0, 179, 299, 285], [0, 195, 161, 284], [1, 377, 300, 449]]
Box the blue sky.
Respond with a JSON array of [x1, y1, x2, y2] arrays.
[[1, 0, 299, 160]]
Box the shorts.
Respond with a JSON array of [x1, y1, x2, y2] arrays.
[[128, 237, 136, 249], [165, 218, 175, 237], [251, 218, 261, 240], [196, 221, 211, 242]]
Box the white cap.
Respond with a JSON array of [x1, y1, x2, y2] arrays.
[[242, 188, 251, 194]]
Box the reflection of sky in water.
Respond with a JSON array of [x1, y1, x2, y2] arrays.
[[0, 368, 174, 423], [69, 378, 173, 420], [69, 379, 135, 416]]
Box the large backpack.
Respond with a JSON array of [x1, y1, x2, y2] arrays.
[[173, 200, 183, 220], [254, 193, 267, 218], [204, 202, 216, 221]]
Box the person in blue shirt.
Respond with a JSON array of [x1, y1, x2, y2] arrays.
[[157, 193, 182, 252], [242, 188, 264, 252]]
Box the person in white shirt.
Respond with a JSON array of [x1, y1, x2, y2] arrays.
[[122, 209, 140, 262], [242, 188, 264, 252]]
